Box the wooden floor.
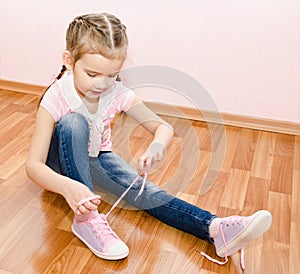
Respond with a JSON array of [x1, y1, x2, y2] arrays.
[[0, 90, 299, 274]]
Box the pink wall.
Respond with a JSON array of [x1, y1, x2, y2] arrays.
[[1, 0, 299, 123]]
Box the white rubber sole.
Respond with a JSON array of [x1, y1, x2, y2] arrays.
[[72, 225, 129, 260], [216, 210, 272, 257]]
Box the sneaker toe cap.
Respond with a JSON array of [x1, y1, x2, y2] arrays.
[[106, 241, 129, 259]]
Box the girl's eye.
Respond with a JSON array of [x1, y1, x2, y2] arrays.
[[86, 72, 118, 78]]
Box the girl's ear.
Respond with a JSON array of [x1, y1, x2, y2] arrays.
[[62, 50, 74, 70]]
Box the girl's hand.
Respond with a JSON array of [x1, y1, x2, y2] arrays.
[[138, 141, 165, 175], [61, 180, 101, 217], [74, 195, 101, 217]]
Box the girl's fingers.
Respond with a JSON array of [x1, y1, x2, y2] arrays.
[[77, 195, 101, 206], [138, 156, 152, 175], [76, 204, 87, 215], [145, 157, 152, 171], [90, 198, 101, 205], [83, 201, 98, 211], [75, 198, 100, 216], [138, 158, 145, 171]]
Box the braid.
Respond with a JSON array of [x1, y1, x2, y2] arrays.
[[66, 13, 128, 61], [38, 65, 67, 106], [56, 65, 67, 80]]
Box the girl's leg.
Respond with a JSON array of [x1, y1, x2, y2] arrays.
[[46, 112, 214, 243], [46, 113, 129, 260], [45, 114, 272, 265], [46, 112, 94, 191], [91, 152, 273, 269], [90, 152, 216, 243]]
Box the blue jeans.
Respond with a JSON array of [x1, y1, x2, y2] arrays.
[[46, 113, 216, 243]]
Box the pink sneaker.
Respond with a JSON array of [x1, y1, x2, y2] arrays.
[[71, 175, 147, 260], [201, 210, 272, 269], [72, 211, 129, 260]]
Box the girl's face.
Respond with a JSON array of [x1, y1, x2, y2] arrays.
[[72, 53, 124, 101]]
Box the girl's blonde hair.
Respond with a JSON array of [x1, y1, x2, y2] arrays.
[[39, 13, 128, 103], [66, 13, 128, 62]]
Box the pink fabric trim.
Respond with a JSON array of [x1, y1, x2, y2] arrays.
[[40, 73, 135, 153]]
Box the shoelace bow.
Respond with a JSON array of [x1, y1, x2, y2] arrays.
[[198, 216, 246, 270]]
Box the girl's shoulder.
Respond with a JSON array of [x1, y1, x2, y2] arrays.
[[41, 80, 64, 105], [43, 75, 71, 100], [40, 74, 77, 122], [105, 81, 136, 112], [113, 80, 133, 93]]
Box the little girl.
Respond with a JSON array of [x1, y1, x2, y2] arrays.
[[26, 13, 272, 269]]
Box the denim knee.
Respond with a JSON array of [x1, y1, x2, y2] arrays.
[[57, 112, 89, 140]]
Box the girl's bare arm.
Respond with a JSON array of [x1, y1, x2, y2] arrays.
[[126, 96, 174, 174], [26, 107, 100, 214]]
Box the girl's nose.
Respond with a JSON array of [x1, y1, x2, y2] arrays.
[[94, 77, 109, 89], [95, 76, 116, 90]]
